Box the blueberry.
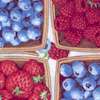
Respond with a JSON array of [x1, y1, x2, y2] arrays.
[[82, 77, 96, 91], [27, 27, 41, 40], [7, 2, 16, 10], [76, 78, 83, 86], [2, 19, 11, 27], [30, 13, 43, 27], [17, 30, 29, 42], [88, 63, 100, 76], [10, 8, 22, 22], [70, 88, 84, 100], [87, 74, 99, 81], [93, 87, 100, 100], [72, 61, 87, 78], [18, 0, 31, 11], [86, 97, 94, 100], [0, 0, 7, 8], [0, 10, 8, 22], [60, 64, 73, 77], [97, 78, 100, 86], [62, 78, 76, 91], [39, 39, 51, 53], [63, 91, 72, 99], [1, 0, 12, 3], [12, 21, 23, 32], [10, 38, 21, 46], [0, 37, 5, 47], [84, 91, 92, 99], [2, 28, 15, 42], [33, 1, 43, 12]]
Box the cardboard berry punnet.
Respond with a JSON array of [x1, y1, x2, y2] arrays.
[[51, 0, 100, 52], [55, 55, 100, 100]]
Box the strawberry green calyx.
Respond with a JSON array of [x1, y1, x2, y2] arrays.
[[13, 87, 23, 96], [40, 91, 48, 100], [33, 75, 44, 83]]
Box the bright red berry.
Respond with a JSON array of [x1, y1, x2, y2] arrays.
[[29, 84, 51, 100], [48, 43, 69, 60], [71, 13, 87, 30], [0, 60, 18, 76], [0, 89, 13, 100], [54, 16, 71, 32], [60, 1, 74, 18], [23, 59, 45, 83], [6, 71, 33, 99], [63, 30, 82, 46], [0, 72, 5, 89]]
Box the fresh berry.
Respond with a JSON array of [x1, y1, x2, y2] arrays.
[[63, 91, 72, 99], [62, 78, 76, 91], [0, 37, 5, 48], [0, 60, 18, 76], [72, 61, 87, 78], [60, 64, 73, 77], [1, 0, 12, 3], [0, 72, 5, 89], [70, 88, 84, 100], [71, 13, 87, 30], [23, 59, 45, 83], [86, 8, 100, 24], [30, 84, 51, 100], [28, 93, 40, 100], [0, 89, 13, 100], [60, 1, 74, 18], [6, 71, 33, 98], [82, 77, 96, 91], [93, 87, 100, 100], [87, 97, 94, 100], [88, 63, 100, 76], [54, 16, 70, 32], [63, 30, 82, 46], [10, 38, 21, 46], [48, 43, 69, 60], [84, 91, 92, 99]]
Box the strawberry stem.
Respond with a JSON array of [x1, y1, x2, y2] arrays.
[[13, 87, 23, 96], [40, 91, 48, 100], [33, 75, 44, 83]]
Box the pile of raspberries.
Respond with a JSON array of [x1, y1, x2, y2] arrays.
[[0, 60, 51, 100], [53, 0, 100, 47]]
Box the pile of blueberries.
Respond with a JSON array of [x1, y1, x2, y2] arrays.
[[60, 61, 100, 100], [0, 0, 43, 47]]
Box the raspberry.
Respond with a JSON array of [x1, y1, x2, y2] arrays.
[[75, 0, 88, 13], [60, 1, 74, 18], [63, 30, 82, 46], [48, 43, 69, 60], [86, 8, 100, 24], [54, 16, 70, 32], [71, 14, 87, 30], [84, 26, 100, 42]]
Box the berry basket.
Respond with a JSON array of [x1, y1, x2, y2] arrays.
[[51, 0, 100, 52], [0, 0, 48, 52], [0, 53, 51, 99], [55, 55, 100, 100]]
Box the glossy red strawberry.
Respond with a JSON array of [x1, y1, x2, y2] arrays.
[[29, 84, 51, 100], [63, 30, 82, 46], [23, 59, 45, 83], [71, 13, 87, 30], [0, 60, 18, 76], [48, 43, 69, 60], [54, 16, 70, 32], [60, 1, 74, 18], [0, 89, 13, 100], [0, 72, 5, 89], [6, 71, 33, 99]]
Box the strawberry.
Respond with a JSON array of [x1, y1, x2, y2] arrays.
[[23, 59, 45, 83], [0, 72, 5, 89], [63, 30, 82, 46], [54, 16, 71, 32], [29, 84, 51, 100], [0, 60, 18, 76], [86, 8, 100, 24], [75, 0, 88, 13], [48, 43, 69, 60], [0, 89, 13, 100], [71, 13, 87, 30], [6, 71, 33, 99], [60, 1, 74, 18]]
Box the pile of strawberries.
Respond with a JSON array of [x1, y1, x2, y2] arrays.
[[53, 0, 100, 47], [0, 60, 51, 100]]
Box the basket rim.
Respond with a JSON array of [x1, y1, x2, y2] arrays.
[[51, 1, 100, 52], [55, 55, 100, 100], [0, 0, 49, 52]]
